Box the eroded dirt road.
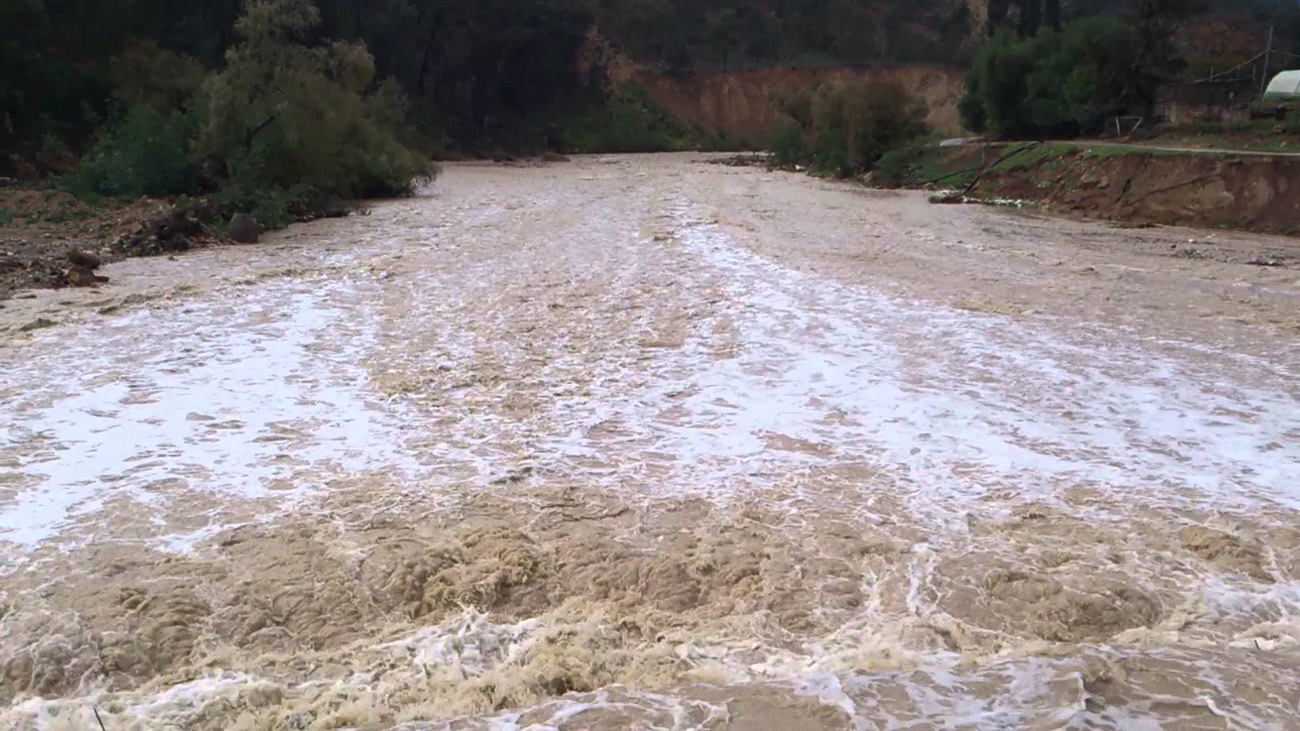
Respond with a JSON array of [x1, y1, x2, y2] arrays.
[[1, 154, 1298, 729]]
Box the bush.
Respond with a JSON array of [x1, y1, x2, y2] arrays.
[[561, 82, 695, 153], [771, 122, 805, 166], [767, 81, 929, 177], [806, 80, 929, 177], [74, 0, 430, 223], [78, 104, 199, 197], [208, 182, 320, 229]]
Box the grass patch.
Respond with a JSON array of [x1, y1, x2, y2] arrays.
[[0, 208, 13, 225], [869, 144, 991, 188], [988, 142, 1071, 171], [1076, 144, 1184, 159]]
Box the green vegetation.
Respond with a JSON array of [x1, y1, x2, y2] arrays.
[[559, 83, 699, 154], [958, 0, 1288, 140], [875, 140, 1238, 192], [598, 0, 975, 71], [78, 105, 200, 198], [771, 123, 807, 167], [872, 145, 934, 186], [5, 0, 1300, 228], [197, 0, 428, 201], [773, 81, 930, 178], [53, 0, 432, 226], [961, 18, 1156, 138], [3, 0, 989, 175]]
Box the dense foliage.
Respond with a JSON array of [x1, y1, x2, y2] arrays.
[[63, 0, 431, 225], [961, 0, 1219, 138], [197, 0, 427, 200], [595, 0, 975, 71], [4, 0, 1298, 192], [960, 18, 1142, 137], [78, 105, 200, 197], [1, 0, 991, 172], [774, 81, 930, 178]]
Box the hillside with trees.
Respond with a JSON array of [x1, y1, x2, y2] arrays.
[[3, 0, 1299, 212]]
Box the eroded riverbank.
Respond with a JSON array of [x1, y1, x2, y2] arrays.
[[1, 155, 1297, 729]]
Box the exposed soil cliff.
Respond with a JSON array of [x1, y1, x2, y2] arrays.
[[632, 66, 966, 143], [579, 28, 966, 145]]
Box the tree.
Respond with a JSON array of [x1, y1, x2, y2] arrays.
[[1128, 0, 1190, 113], [988, 0, 1011, 36], [1045, 0, 1061, 32], [1018, 0, 1044, 38], [198, 0, 428, 200], [961, 18, 1140, 137]]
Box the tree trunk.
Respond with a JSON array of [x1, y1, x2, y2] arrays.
[[987, 0, 1009, 36], [1045, 0, 1061, 32], [1018, 0, 1042, 38]]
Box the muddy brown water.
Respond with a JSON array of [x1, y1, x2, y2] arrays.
[[0, 154, 1297, 729]]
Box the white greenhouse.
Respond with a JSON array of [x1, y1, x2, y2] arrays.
[[1263, 70, 1300, 101]]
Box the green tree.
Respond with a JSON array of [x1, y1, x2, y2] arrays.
[[197, 0, 429, 200], [961, 17, 1149, 137], [109, 40, 207, 114], [1128, 0, 1190, 114]]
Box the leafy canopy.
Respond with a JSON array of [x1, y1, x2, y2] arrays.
[[961, 17, 1148, 137], [197, 0, 429, 200]]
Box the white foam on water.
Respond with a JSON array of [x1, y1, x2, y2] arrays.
[[0, 276, 419, 549], [3, 173, 1295, 729], [626, 212, 1299, 516], [376, 201, 1297, 524]]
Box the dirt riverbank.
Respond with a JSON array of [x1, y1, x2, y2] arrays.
[[917, 143, 1300, 238], [1, 155, 1297, 729]]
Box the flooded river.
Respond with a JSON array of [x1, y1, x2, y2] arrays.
[[1, 154, 1298, 729]]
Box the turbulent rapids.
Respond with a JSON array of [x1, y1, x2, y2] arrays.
[[1, 155, 1297, 729]]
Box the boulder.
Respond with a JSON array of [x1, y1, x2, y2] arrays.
[[154, 210, 201, 241], [66, 267, 108, 287], [66, 249, 102, 270], [228, 213, 262, 244]]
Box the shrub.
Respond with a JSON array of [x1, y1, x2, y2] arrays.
[[562, 82, 694, 153], [771, 122, 805, 166], [807, 80, 929, 177], [78, 104, 198, 197]]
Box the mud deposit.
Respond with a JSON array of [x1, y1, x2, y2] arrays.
[[1, 155, 1298, 729]]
